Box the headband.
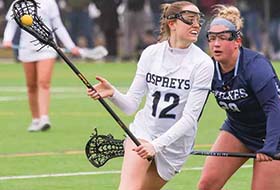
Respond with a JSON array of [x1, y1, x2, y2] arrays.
[[210, 17, 237, 31]]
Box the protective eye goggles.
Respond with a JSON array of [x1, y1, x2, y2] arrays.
[[166, 10, 205, 26], [206, 30, 240, 42]]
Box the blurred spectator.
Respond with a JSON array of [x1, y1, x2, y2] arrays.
[[93, 0, 122, 62], [149, 0, 164, 37], [269, 0, 280, 60], [238, 0, 264, 53], [0, 0, 4, 36], [65, 0, 94, 48], [121, 0, 150, 61]]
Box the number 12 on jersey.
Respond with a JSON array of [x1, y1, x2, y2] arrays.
[[152, 91, 180, 119]]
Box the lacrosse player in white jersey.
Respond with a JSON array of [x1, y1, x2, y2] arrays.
[[88, 1, 214, 189], [2, 0, 80, 132]]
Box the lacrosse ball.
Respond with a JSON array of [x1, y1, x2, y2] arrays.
[[20, 14, 33, 26]]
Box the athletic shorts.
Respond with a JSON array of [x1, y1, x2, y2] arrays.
[[19, 48, 57, 62], [129, 123, 194, 181], [221, 119, 266, 152]]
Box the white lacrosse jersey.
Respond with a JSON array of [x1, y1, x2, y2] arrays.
[[110, 40, 214, 180], [3, 0, 75, 62]]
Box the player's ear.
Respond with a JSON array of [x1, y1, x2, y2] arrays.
[[235, 37, 242, 48], [168, 20, 176, 31]]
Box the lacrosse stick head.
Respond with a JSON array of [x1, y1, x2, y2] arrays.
[[12, 0, 56, 48], [85, 128, 124, 168]]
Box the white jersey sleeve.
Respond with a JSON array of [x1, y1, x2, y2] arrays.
[[3, 19, 17, 43], [3, 3, 17, 43], [109, 49, 149, 115]]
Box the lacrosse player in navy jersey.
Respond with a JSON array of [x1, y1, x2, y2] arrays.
[[87, 1, 214, 189], [198, 4, 280, 190]]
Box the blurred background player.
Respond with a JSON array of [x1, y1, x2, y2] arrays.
[[2, 0, 80, 132], [120, 0, 148, 61], [87, 1, 213, 189], [93, 0, 122, 62], [64, 0, 94, 48], [198, 4, 280, 190]]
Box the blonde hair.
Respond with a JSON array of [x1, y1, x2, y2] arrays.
[[211, 4, 243, 31], [158, 1, 195, 42]]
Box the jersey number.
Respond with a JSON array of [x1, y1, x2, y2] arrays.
[[218, 101, 240, 112], [152, 91, 179, 119]]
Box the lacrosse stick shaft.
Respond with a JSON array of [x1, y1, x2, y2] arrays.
[[191, 150, 280, 160], [54, 46, 141, 146]]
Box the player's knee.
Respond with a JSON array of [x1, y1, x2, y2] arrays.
[[26, 83, 37, 93], [197, 176, 220, 190], [198, 178, 210, 190], [38, 80, 50, 90], [118, 181, 142, 190]]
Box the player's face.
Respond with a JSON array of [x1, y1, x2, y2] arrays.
[[207, 25, 240, 63], [170, 5, 203, 45]]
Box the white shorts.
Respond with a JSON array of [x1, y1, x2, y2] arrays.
[[19, 47, 57, 62], [129, 124, 194, 181]]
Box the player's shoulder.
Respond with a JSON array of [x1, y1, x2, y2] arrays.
[[241, 47, 272, 70], [240, 47, 275, 79], [142, 41, 166, 53], [242, 47, 269, 64], [190, 44, 214, 69], [191, 44, 212, 60]]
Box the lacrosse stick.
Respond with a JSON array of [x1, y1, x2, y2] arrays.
[[12, 0, 151, 163], [85, 128, 124, 168], [0, 43, 108, 60], [191, 150, 280, 160]]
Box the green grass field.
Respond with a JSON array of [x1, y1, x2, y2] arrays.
[[1, 60, 279, 190]]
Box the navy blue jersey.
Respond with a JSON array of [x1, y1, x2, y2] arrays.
[[211, 47, 280, 156]]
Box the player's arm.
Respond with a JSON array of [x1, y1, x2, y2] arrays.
[[88, 46, 153, 115], [254, 78, 280, 157], [249, 58, 280, 158], [104, 47, 151, 115], [2, 5, 18, 47]]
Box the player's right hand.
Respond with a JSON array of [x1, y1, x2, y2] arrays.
[[133, 142, 156, 160], [87, 76, 114, 100]]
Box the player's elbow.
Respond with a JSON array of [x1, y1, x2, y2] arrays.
[[122, 106, 138, 115]]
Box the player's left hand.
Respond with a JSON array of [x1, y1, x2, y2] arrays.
[[255, 153, 273, 162], [133, 142, 156, 159], [2, 41, 13, 48]]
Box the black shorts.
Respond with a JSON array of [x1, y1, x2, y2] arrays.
[[221, 119, 266, 152]]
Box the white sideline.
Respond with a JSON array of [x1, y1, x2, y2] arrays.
[[0, 165, 253, 181], [0, 86, 128, 102]]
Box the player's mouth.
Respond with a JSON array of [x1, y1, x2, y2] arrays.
[[190, 30, 199, 36], [213, 50, 223, 56]]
